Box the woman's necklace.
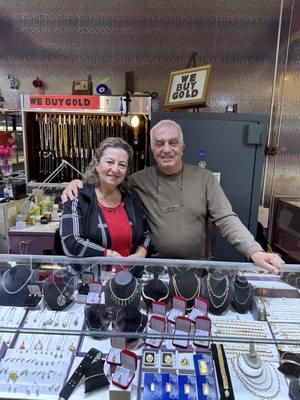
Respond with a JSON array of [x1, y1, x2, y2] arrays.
[[52, 273, 75, 307], [234, 281, 252, 306], [2, 268, 34, 295], [142, 281, 169, 302], [109, 278, 139, 306], [172, 275, 201, 301], [207, 274, 229, 309]]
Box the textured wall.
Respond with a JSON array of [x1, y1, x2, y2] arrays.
[[0, 0, 299, 204]]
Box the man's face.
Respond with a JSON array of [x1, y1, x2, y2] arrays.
[[152, 125, 184, 174]]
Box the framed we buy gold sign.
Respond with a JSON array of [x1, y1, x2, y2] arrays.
[[164, 64, 211, 110]]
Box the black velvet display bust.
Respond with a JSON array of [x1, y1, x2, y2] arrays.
[[0, 264, 41, 307], [231, 275, 253, 313], [142, 278, 169, 309], [43, 270, 77, 311], [104, 271, 141, 310], [169, 271, 201, 311]]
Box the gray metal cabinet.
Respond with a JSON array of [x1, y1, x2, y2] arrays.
[[151, 112, 267, 262]]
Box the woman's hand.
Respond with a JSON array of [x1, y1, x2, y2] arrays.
[[107, 249, 122, 257], [127, 246, 147, 259]]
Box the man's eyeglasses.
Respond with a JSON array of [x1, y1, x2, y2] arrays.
[[154, 139, 180, 149]]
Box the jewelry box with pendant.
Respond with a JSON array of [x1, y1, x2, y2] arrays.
[[85, 280, 103, 305], [193, 316, 211, 348], [167, 296, 186, 324], [172, 316, 192, 348], [188, 296, 208, 322], [152, 300, 167, 317], [112, 349, 137, 390], [145, 315, 166, 348], [106, 333, 127, 366]]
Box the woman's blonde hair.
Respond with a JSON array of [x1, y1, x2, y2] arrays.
[[83, 137, 133, 193]]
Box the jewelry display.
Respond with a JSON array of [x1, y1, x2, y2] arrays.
[[231, 276, 253, 313], [141, 278, 169, 308], [231, 354, 281, 399], [270, 322, 300, 353], [43, 270, 77, 311], [105, 271, 140, 308], [201, 271, 234, 315], [115, 305, 147, 343], [278, 352, 300, 377], [264, 298, 300, 323], [170, 271, 201, 311]]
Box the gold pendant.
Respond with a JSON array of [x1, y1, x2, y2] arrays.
[[199, 359, 208, 375], [202, 383, 210, 396]]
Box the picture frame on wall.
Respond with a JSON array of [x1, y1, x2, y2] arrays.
[[164, 64, 211, 110], [72, 79, 93, 95]]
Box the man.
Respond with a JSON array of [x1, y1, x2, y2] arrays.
[[62, 119, 283, 274]]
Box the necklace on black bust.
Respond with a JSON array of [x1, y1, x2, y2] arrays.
[[108, 277, 139, 307], [142, 279, 169, 303], [207, 273, 229, 309], [171, 272, 201, 311], [234, 279, 252, 306]]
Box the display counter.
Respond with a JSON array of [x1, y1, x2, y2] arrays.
[[0, 254, 299, 400]]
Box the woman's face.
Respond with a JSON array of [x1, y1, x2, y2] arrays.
[[96, 147, 129, 188]]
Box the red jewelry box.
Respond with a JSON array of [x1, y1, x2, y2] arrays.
[[193, 316, 211, 348], [145, 315, 166, 348], [106, 332, 127, 365], [167, 296, 186, 324], [112, 349, 137, 389], [152, 300, 167, 317], [188, 296, 208, 322], [172, 316, 192, 348]]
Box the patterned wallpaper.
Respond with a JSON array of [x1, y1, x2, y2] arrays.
[[0, 0, 299, 205]]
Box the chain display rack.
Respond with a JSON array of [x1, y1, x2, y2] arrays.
[[21, 94, 151, 185]]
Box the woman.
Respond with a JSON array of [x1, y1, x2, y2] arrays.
[[60, 137, 150, 258]]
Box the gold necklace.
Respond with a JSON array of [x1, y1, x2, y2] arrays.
[[234, 280, 252, 306], [172, 274, 200, 301], [207, 274, 229, 308], [141, 281, 169, 302], [109, 278, 139, 306]]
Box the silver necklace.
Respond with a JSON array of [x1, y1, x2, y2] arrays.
[[109, 278, 139, 306], [52, 273, 75, 307], [2, 268, 34, 294]]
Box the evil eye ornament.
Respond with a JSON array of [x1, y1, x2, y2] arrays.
[[96, 83, 111, 95]]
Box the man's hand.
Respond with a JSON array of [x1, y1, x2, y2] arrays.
[[61, 179, 83, 203], [250, 251, 284, 274]]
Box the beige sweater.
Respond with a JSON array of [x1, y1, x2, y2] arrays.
[[130, 164, 262, 260]]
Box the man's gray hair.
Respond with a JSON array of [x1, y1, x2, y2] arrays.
[[150, 119, 184, 150]]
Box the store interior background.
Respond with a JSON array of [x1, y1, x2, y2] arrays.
[[0, 0, 299, 208]]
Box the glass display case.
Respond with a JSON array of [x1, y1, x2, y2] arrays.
[[0, 254, 299, 400]]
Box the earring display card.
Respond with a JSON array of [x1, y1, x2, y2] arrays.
[[0, 347, 74, 399], [0, 306, 26, 347]]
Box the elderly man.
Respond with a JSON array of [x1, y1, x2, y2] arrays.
[[62, 119, 283, 274]]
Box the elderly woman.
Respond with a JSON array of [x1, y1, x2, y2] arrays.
[[60, 137, 150, 258]]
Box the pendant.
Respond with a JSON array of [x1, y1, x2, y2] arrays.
[[57, 295, 66, 307]]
